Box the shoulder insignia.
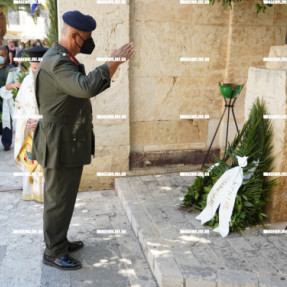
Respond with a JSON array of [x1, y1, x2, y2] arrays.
[[59, 52, 67, 57]]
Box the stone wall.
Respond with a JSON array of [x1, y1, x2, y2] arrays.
[[56, 1, 287, 198], [245, 45, 287, 222], [57, 1, 130, 190], [219, 1, 287, 148], [130, 1, 229, 153], [130, 0, 287, 153]]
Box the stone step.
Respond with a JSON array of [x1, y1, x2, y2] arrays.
[[115, 173, 287, 287], [128, 164, 203, 177]]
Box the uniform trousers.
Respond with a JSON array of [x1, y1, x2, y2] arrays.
[[43, 165, 83, 257]]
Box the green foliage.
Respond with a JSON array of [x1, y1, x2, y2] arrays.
[[0, 0, 16, 14], [16, 3, 45, 24], [46, 0, 58, 48], [182, 98, 278, 232], [209, 0, 242, 9], [209, 0, 273, 14], [11, 68, 29, 101], [0, 0, 45, 25], [255, 3, 273, 14], [12, 52, 30, 101], [0, 0, 16, 26]]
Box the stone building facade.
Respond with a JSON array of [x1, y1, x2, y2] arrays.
[[57, 0, 287, 220]]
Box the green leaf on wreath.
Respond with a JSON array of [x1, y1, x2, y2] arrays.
[[182, 98, 278, 233]]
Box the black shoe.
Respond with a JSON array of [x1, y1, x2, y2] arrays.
[[4, 146, 10, 151], [43, 253, 82, 270], [68, 240, 84, 252]]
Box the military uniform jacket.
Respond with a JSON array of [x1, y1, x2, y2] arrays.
[[32, 42, 111, 168]]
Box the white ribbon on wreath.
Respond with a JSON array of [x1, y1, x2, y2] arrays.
[[196, 156, 248, 237]]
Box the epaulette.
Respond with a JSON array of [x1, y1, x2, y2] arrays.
[[59, 51, 68, 57], [57, 50, 78, 66]]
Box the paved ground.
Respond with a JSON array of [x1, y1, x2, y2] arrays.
[[2, 134, 287, 287], [0, 135, 22, 192], [0, 141, 158, 287], [0, 188, 158, 287], [115, 174, 287, 287]]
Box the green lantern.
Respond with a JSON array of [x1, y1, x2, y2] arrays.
[[219, 82, 244, 99]]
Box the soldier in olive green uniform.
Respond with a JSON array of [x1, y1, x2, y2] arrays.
[[32, 10, 133, 270]]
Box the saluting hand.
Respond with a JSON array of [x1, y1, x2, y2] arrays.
[[109, 43, 134, 64], [105, 43, 134, 78]]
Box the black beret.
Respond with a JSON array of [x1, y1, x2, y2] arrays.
[[25, 47, 48, 62], [62, 10, 96, 32]]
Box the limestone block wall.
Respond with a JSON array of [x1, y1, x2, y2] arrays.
[[245, 49, 287, 222], [57, 1, 130, 190], [245, 67, 287, 173], [266, 45, 287, 70], [130, 0, 229, 153], [216, 1, 287, 149], [129, 0, 287, 154], [56, 0, 287, 191]]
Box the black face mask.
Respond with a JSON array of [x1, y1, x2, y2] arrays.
[[75, 33, 95, 54]]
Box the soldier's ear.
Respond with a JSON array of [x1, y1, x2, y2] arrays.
[[72, 32, 77, 40]]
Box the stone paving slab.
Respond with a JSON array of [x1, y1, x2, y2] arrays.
[[0, 189, 158, 287], [0, 140, 22, 191], [115, 173, 287, 287], [0, 144, 157, 287]]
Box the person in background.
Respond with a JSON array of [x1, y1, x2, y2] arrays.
[[26, 40, 32, 49], [4, 45, 9, 65], [7, 40, 17, 67], [16, 42, 26, 58], [1, 57, 27, 151], [42, 39, 48, 48], [0, 46, 12, 145], [14, 47, 48, 202], [33, 39, 43, 47], [15, 40, 20, 54]]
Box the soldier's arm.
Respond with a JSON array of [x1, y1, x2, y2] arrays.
[[105, 43, 134, 77], [53, 57, 111, 99]]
